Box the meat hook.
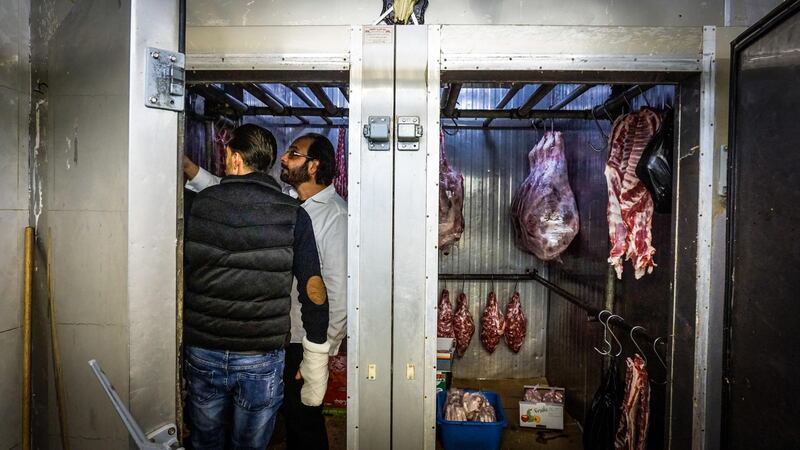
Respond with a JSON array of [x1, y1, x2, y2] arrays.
[[650, 336, 669, 385], [630, 326, 648, 367], [593, 310, 613, 356], [587, 108, 608, 153], [606, 314, 624, 357]]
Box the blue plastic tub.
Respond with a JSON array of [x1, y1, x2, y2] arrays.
[[436, 390, 508, 450]]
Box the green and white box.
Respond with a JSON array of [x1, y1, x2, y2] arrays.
[[519, 386, 565, 430]]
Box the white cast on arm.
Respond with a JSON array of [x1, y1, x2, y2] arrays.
[[299, 336, 331, 406]]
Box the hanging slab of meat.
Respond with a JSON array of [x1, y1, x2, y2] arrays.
[[439, 131, 465, 254], [605, 108, 662, 279], [452, 293, 475, 357], [480, 291, 505, 353], [437, 289, 455, 338], [504, 291, 527, 353], [333, 127, 348, 200], [614, 354, 650, 450], [511, 131, 580, 261]]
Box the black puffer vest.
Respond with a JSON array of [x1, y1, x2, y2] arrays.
[[184, 172, 299, 351]]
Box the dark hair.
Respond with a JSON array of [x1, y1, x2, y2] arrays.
[[300, 133, 337, 186], [227, 124, 277, 172]]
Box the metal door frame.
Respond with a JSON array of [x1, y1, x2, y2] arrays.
[[723, 2, 800, 449]]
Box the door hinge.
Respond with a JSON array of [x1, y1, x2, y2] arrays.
[[145, 47, 185, 112]]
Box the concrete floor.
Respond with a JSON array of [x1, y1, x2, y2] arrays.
[[267, 409, 347, 450], [267, 378, 582, 450], [442, 377, 583, 450]]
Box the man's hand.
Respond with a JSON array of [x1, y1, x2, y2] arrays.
[[183, 155, 200, 180], [295, 369, 302, 380]]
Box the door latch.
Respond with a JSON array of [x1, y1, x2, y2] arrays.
[[397, 116, 423, 151], [363, 116, 391, 151], [145, 47, 185, 112]]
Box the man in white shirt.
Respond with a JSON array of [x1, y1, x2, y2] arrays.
[[184, 132, 347, 450]]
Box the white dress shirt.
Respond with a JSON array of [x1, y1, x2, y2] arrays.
[[185, 168, 348, 355]]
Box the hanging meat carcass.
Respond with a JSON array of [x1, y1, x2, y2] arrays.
[[511, 131, 580, 261], [480, 291, 505, 353], [439, 131, 465, 254], [333, 126, 348, 200], [504, 291, 527, 353], [453, 293, 475, 357], [614, 354, 651, 450], [437, 289, 455, 338], [605, 108, 662, 279]]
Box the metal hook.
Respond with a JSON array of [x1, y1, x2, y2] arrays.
[[637, 85, 651, 108], [443, 117, 460, 136], [630, 326, 648, 367], [649, 336, 669, 385], [606, 314, 624, 357], [588, 109, 608, 153], [622, 93, 632, 111], [593, 310, 613, 356]]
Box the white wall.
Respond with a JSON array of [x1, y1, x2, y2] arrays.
[[187, 0, 782, 27]]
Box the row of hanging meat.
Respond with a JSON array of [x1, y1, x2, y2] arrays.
[[437, 289, 527, 357], [438, 107, 672, 280]]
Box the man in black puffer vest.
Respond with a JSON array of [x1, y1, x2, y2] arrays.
[[183, 124, 330, 450]]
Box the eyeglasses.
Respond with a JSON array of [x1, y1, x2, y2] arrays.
[[286, 150, 316, 161]]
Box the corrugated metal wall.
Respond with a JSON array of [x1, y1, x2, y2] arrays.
[[544, 84, 676, 435], [438, 86, 550, 379], [434, 83, 677, 430]]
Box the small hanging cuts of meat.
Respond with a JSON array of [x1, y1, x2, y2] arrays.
[[438, 289, 455, 338], [480, 291, 505, 353], [439, 131, 465, 254], [504, 291, 527, 353], [605, 108, 662, 279], [511, 131, 580, 261], [453, 293, 475, 357]]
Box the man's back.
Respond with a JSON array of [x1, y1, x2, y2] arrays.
[[184, 172, 301, 352]]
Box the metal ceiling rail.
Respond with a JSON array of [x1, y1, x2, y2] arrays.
[[551, 84, 595, 111], [308, 84, 338, 116], [518, 83, 556, 116], [193, 84, 248, 116], [442, 83, 463, 117], [285, 84, 332, 125], [483, 82, 524, 128], [438, 269, 665, 348], [447, 108, 594, 120], [592, 84, 655, 117], [338, 85, 350, 102]]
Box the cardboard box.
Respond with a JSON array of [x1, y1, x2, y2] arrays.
[[519, 386, 565, 430], [437, 337, 455, 353], [436, 370, 452, 392]]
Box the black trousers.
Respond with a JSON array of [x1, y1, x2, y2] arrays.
[[282, 343, 329, 450]]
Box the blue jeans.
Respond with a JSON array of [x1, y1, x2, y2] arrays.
[[184, 346, 285, 450]]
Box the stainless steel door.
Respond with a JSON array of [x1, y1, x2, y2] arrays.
[[349, 25, 439, 450], [45, 0, 179, 445]]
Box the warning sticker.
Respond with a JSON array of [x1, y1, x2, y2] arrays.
[[364, 26, 393, 44]]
